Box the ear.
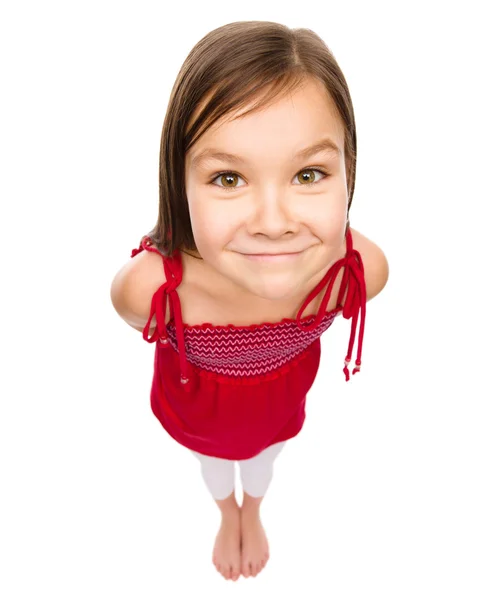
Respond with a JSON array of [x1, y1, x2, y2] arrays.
[[349, 228, 389, 301]]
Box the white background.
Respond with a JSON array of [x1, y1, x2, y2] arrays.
[[1, 1, 491, 598]]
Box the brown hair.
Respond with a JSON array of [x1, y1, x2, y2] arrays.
[[144, 20, 356, 257]]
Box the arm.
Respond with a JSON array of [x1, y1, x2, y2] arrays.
[[110, 250, 168, 336], [349, 228, 389, 301]]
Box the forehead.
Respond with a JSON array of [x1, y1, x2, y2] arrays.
[[190, 137, 342, 171], [187, 79, 345, 168]]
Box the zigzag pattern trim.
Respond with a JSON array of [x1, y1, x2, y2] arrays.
[[163, 310, 338, 377]]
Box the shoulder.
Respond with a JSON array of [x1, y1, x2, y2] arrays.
[[349, 228, 389, 301], [110, 240, 170, 332]]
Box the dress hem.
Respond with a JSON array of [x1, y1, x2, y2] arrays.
[[151, 404, 306, 461]]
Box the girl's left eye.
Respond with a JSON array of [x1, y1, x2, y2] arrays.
[[208, 167, 329, 192]]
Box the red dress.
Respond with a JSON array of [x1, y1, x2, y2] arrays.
[[130, 228, 366, 460]]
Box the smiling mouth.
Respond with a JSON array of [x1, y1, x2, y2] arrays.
[[240, 250, 304, 262], [241, 249, 304, 255]]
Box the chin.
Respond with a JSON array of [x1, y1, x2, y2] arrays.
[[245, 278, 306, 302]]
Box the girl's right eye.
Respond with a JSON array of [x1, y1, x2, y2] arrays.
[[209, 171, 246, 191]]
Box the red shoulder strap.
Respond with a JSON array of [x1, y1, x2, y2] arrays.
[[131, 236, 150, 257], [130, 236, 169, 258], [131, 243, 143, 258], [131, 233, 174, 257]]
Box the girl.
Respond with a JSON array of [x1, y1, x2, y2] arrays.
[[111, 21, 389, 582]]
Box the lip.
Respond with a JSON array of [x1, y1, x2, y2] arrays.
[[240, 250, 304, 262]]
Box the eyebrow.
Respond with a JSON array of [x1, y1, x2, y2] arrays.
[[190, 136, 341, 170]]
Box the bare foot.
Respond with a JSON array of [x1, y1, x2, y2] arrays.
[[212, 507, 241, 581], [240, 509, 270, 577]]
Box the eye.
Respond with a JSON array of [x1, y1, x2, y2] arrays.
[[208, 167, 330, 193]]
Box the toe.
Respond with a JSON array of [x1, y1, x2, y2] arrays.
[[232, 560, 241, 581]]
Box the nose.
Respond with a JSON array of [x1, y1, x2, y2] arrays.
[[248, 190, 297, 239]]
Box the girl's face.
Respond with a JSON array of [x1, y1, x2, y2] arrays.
[[184, 78, 349, 304]]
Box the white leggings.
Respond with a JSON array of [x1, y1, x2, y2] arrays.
[[191, 441, 287, 500]]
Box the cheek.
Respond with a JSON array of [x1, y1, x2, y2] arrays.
[[306, 203, 347, 238], [188, 202, 230, 248]]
